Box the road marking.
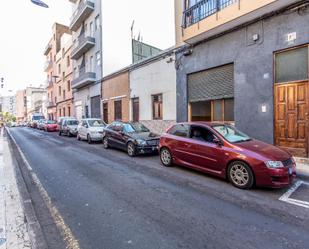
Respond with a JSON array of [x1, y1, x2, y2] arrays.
[[7, 128, 80, 249], [279, 180, 309, 209]]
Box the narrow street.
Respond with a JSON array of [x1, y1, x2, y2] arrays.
[[9, 127, 309, 249]]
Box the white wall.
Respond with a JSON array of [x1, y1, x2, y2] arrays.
[[130, 54, 176, 121]]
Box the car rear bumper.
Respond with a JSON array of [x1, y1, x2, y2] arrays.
[[90, 134, 103, 141], [256, 165, 297, 188]]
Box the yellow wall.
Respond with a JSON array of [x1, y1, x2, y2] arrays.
[[175, 0, 277, 44]]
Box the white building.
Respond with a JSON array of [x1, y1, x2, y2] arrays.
[[130, 48, 177, 134], [0, 95, 16, 116]]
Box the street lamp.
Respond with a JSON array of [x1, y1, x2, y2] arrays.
[[30, 0, 49, 8]]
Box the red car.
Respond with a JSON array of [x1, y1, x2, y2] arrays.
[[159, 122, 296, 189], [44, 120, 58, 132]]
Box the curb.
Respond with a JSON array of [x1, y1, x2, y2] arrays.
[[5, 128, 49, 249]]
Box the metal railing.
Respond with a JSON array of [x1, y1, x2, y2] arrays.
[[70, 0, 94, 24], [182, 0, 237, 28]]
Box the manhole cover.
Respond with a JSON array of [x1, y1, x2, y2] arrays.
[[290, 184, 309, 203], [0, 238, 6, 246]]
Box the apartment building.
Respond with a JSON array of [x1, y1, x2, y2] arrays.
[[130, 48, 177, 134], [16, 90, 27, 122], [55, 34, 74, 118], [68, 0, 102, 120], [25, 87, 46, 120], [44, 23, 71, 120], [0, 95, 16, 116], [174, 0, 309, 157]]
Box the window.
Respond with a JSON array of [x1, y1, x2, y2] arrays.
[[62, 48, 65, 58], [114, 100, 122, 121], [58, 64, 61, 74], [90, 56, 94, 71], [59, 108, 61, 116], [213, 125, 251, 143], [67, 56, 70, 67], [168, 124, 190, 137], [63, 90, 65, 99], [96, 52, 101, 66], [90, 21, 94, 36], [152, 94, 163, 120], [67, 81, 71, 91], [190, 98, 234, 122], [62, 72, 65, 79], [95, 15, 100, 30], [190, 126, 216, 143], [63, 108, 66, 116], [68, 107, 71, 116], [275, 46, 308, 83], [58, 86, 61, 96]]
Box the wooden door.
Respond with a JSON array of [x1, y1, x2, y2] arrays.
[[132, 98, 139, 122], [103, 103, 108, 124], [275, 82, 309, 157]]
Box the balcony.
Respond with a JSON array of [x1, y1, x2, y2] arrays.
[[70, 0, 95, 32], [44, 60, 52, 72], [71, 35, 95, 60], [72, 67, 96, 89], [44, 43, 52, 56], [47, 102, 56, 108], [181, 0, 292, 43]]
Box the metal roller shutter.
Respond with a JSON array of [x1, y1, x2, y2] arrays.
[[188, 64, 234, 102]]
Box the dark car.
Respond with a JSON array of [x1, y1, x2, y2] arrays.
[[159, 122, 296, 189], [102, 122, 160, 156]]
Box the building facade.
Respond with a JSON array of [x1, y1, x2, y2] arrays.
[[68, 0, 102, 120], [25, 87, 46, 120], [130, 49, 177, 134], [55, 34, 74, 118], [0, 95, 16, 116], [175, 0, 309, 157], [44, 23, 71, 120], [101, 69, 130, 124], [16, 90, 27, 122]]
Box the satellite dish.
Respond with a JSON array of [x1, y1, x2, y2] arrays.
[[31, 0, 49, 8]]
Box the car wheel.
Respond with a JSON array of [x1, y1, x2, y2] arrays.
[[127, 142, 136, 157], [103, 137, 109, 149], [59, 131, 62, 136], [228, 161, 254, 189], [77, 133, 81, 141], [160, 147, 173, 167], [87, 134, 92, 144]]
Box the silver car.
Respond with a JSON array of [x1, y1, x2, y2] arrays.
[[77, 118, 107, 144], [59, 118, 79, 137]]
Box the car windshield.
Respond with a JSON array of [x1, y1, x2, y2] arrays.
[[47, 120, 56, 124], [67, 120, 78, 125], [88, 120, 105, 127], [33, 116, 44, 121], [213, 125, 251, 143], [123, 123, 150, 133]]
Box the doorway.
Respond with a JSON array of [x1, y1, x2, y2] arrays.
[[132, 98, 139, 122]]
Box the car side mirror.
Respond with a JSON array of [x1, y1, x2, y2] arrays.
[[213, 137, 223, 146]]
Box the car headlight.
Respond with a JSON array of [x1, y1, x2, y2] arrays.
[[136, 139, 147, 146], [265, 161, 284, 169]]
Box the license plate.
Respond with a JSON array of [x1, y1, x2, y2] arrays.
[[288, 168, 293, 175]]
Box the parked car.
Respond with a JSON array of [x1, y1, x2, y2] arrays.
[[59, 118, 79, 136], [44, 120, 58, 132], [159, 122, 296, 189], [30, 113, 45, 128], [77, 118, 107, 144], [102, 121, 160, 156], [37, 119, 47, 130]]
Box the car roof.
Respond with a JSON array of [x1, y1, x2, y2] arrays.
[[82, 118, 102, 121]]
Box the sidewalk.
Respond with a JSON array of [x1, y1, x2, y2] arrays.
[[0, 128, 31, 249]]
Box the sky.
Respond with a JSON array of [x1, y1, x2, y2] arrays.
[[0, 0, 175, 96]]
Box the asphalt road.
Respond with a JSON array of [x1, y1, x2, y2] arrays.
[[9, 127, 309, 249]]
